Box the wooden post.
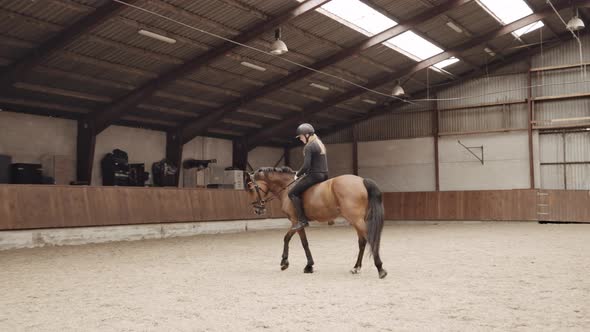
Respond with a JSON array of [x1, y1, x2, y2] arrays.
[[527, 66, 535, 189], [76, 120, 96, 184], [434, 100, 440, 191], [352, 124, 359, 176], [166, 131, 183, 186], [232, 139, 248, 170], [284, 146, 291, 168]]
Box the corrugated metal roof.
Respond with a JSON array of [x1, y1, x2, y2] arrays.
[[369, 0, 428, 21], [446, 1, 501, 36], [290, 11, 365, 49], [163, 0, 261, 32], [235, 0, 297, 17], [0, 10, 60, 43], [188, 66, 261, 92], [120, 3, 226, 48], [417, 15, 469, 49], [247, 100, 294, 118], [0, 0, 583, 135], [95, 18, 207, 60], [65, 38, 177, 73], [0, 1, 92, 26], [360, 45, 416, 71]]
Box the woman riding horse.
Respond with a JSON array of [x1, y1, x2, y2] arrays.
[[245, 123, 387, 278], [289, 123, 329, 231]]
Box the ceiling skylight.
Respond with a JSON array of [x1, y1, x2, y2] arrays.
[[514, 21, 545, 36], [386, 31, 443, 61], [434, 57, 459, 69], [477, 0, 533, 24], [317, 0, 397, 36]]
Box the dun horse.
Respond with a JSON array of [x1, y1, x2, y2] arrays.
[[246, 167, 387, 279]]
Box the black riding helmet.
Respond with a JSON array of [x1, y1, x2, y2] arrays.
[[295, 123, 315, 138]]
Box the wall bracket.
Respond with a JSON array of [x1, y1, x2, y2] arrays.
[[458, 140, 484, 165]]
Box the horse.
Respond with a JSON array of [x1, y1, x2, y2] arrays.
[[245, 167, 387, 279]]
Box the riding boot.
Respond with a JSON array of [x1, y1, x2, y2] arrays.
[[291, 196, 309, 231]]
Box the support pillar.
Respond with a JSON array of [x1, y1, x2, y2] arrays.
[[434, 99, 440, 191], [232, 139, 248, 170], [166, 131, 183, 186], [352, 124, 359, 176], [76, 119, 97, 184], [284, 146, 291, 168], [527, 65, 535, 189]]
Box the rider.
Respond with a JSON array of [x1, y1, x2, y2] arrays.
[[288, 123, 329, 231]]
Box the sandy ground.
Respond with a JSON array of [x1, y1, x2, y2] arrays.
[[1, 222, 589, 332]]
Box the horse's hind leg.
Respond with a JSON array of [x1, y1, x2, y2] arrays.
[[350, 221, 367, 274], [280, 229, 296, 270], [354, 220, 387, 279], [297, 228, 314, 273], [351, 236, 367, 274], [374, 251, 387, 279]]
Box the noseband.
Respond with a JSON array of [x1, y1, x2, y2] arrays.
[[247, 177, 275, 211]]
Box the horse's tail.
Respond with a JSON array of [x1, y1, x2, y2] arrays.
[[363, 178, 384, 257]]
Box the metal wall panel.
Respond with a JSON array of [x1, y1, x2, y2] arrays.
[[540, 132, 590, 190], [437, 73, 528, 109], [356, 108, 434, 141], [531, 34, 590, 68], [540, 165, 565, 190], [539, 133, 564, 163], [566, 164, 590, 190], [532, 67, 590, 98], [322, 127, 353, 144], [535, 99, 590, 123], [566, 132, 590, 162], [439, 103, 528, 133]]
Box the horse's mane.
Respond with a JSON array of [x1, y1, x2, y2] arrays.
[[256, 166, 295, 177]]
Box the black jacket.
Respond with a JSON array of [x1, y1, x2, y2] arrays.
[[297, 139, 328, 177]]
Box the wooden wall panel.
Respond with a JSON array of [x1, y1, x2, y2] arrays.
[[0, 185, 285, 230], [542, 190, 590, 222], [155, 189, 194, 222], [510, 190, 538, 221], [0, 186, 12, 228], [2, 186, 586, 231], [384, 190, 538, 222], [86, 187, 130, 226], [438, 191, 464, 220], [194, 190, 254, 221]]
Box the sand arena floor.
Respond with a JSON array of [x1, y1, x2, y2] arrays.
[[1, 222, 589, 331]]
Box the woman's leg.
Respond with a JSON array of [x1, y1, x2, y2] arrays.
[[288, 174, 323, 230]]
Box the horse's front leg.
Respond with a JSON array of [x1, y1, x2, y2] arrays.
[[297, 228, 314, 273], [281, 229, 296, 270]]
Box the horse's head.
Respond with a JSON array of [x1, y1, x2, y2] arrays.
[[245, 167, 295, 215], [245, 170, 270, 215]]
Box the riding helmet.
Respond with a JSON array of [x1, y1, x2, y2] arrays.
[[295, 123, 315, 137]]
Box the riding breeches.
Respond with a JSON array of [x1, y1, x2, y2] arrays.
[[288, 173, 328, 200]]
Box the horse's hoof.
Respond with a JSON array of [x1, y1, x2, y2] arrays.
[[304, 266, 314, 273], [280, 263, 289, 271], [378, 269, 388, 279], [350, 267, 361, 274]]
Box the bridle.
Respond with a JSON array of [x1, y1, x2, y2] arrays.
[[246, 172, 300, 214]]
